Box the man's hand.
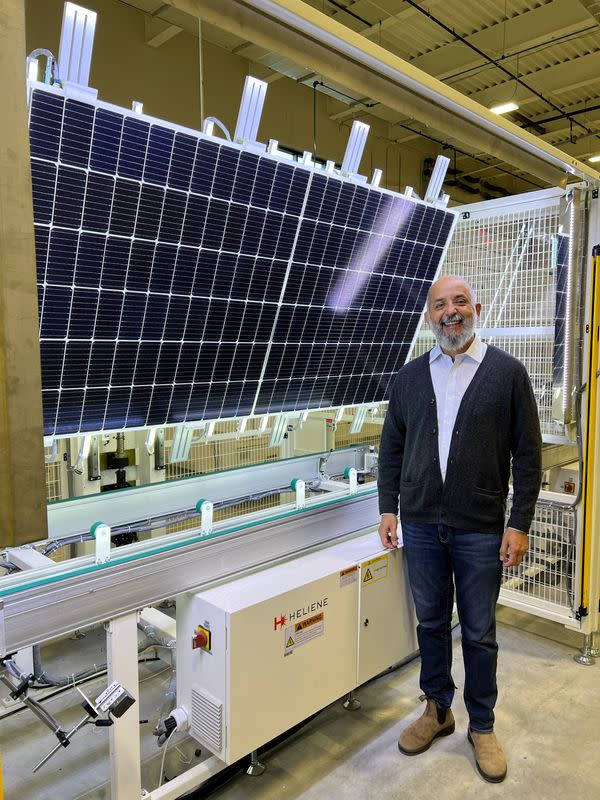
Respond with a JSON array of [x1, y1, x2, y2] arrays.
[[500, 527, 528, 567], [378, 513, 398, 549]]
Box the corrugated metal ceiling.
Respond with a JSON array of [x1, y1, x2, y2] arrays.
[[121, 0, 600, 189]]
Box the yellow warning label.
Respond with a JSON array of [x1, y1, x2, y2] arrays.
[[286, 636, 295, 647], [362, 554, 388, 586]]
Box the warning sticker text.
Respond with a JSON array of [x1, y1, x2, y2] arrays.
[[362, 554, 388, 586], [284, 612, 324, 655], [339, 565, 358, 588]]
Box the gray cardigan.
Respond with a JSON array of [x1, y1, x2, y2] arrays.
[[377, 345, 542, 534]]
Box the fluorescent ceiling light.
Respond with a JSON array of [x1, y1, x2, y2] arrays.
[[490, 101, 519, 115], [588, 155, 600, 163]]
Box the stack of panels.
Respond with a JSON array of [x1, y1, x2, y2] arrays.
[[29, 87, 456, 436]]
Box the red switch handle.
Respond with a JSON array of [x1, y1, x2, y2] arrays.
[[193, 630, 208, 649]]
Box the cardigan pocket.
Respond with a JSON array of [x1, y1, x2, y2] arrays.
[[400, 480, 432, 515], [473, 487, 505, 525], [474, 485, 503, 496]]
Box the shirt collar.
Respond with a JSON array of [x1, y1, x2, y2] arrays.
[[429, 333, 485, 364]]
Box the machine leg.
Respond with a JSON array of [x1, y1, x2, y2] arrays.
[[343, 690, 361, 711], [586, 630, 600, 657], [246, 750, 265, 777], [573, 632, 597, 665], [107, 613, 142, 799]]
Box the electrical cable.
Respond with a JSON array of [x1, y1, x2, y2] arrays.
[[39, 487, 296, 555], [32, 638, 164, 687], [316, 78, 544, 189], [0, 658, 162, 722], [202, 116, 231, 141], [377, 0, 599, 140], [158, 727, 175, 788]]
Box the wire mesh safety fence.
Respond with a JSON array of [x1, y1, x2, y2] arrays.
[[411, 201, 572, 440], [502, 499, 577, 613], [334, 416, 383, 450], [45, 451, 64, 502], [163, 419, 280, 480]]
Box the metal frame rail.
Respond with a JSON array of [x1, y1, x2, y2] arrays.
[[0, 491, 380, 656]]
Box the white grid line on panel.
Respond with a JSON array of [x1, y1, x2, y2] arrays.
[[73, 106, 126, 433], [326, 192, 391, 408], [269, 186, 330, 410], [301, 186, 367, 411], [127, 123, 179, 428], [249, 172, 316, 416], [39, 96, 68, 435]]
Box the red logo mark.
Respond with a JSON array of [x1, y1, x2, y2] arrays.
[[273, 614, 286, 631]]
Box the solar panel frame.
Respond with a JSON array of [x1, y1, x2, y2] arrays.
[[28, 82, 457, 437]]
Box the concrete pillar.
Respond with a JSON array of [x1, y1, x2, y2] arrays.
[[0, 0, 48, 545]]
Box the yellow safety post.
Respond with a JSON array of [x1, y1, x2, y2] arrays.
[[579, 246, 600, 614]]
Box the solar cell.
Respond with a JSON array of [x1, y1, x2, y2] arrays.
[[29, 86, 456, 436]]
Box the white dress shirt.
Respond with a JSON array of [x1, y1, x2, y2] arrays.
[[429, 334, 488, 481]]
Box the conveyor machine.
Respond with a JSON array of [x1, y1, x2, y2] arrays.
[[0, 446, 418, 799]]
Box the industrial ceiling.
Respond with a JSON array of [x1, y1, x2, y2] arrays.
[[122, 0, 600, 194]]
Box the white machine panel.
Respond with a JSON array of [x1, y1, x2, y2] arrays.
[[176, 533, 418, 763], [358, 548, 418, 683], [177, 550, 359, 763], [321, 535, 419, 684]]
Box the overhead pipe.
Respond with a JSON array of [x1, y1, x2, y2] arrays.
[[164, 0, 599, 187]]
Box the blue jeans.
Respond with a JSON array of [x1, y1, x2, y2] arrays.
[[401, 522, 503, 732]]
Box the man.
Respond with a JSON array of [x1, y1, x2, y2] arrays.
[[377, 275, 541, 783]]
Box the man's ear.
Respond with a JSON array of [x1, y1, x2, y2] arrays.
[[475, 302, 482, 317], [424, 311, 430, 324]]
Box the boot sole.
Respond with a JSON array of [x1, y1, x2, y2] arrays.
[[398, 722, 455, 756], [467, 731, 507, 783]]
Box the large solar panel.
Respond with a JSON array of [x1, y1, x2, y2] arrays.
[[255, 173, 454, 413], [29, 86, 456, 436]]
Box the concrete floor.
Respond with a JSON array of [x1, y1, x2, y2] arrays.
[[208, 607, 599, 800], [0, 607, 598, 799]]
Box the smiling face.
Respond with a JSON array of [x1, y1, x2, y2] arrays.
[[425, 276, 481, 355]]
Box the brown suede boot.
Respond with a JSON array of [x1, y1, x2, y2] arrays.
[[398, 696, 455, 755], [467, 729, 507, 783]]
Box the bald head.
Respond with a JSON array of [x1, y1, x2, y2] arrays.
[[427, 275, 477, 311]]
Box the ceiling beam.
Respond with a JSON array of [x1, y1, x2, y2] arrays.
[[387, 0, 593, 82], [162, 0, 598, 185], [577, 0, 600, 23], [457, 51, 600, 112], [144, 16, 183, 47]]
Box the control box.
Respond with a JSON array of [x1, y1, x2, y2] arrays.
[[176, 533, 417, 763]]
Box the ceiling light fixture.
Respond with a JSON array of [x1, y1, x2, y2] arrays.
[[490, 101, 519, 115], [588, 155, 600, 163]]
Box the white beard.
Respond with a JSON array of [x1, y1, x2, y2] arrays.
[[430, 313, 476, 353]]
